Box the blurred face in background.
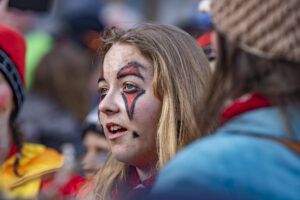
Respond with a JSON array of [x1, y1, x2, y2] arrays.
[[82, 131, 109, 178], [0, 72, 14, 163]]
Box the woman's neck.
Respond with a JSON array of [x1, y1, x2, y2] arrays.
[[136, 164, 157, 182]]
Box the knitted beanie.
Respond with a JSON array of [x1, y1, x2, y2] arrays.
[[0, 25, 26, 114], [211, 0, 300, 63]]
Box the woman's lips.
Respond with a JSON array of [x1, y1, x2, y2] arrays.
[[106, 122, 127, 140]]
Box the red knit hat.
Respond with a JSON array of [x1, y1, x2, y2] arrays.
[[0, 25, 26, 114]]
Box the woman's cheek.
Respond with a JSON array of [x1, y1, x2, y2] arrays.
[[134, 97, 161, 126]]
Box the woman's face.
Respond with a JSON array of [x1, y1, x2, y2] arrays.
[[98, 43, 162, 167], [0, 72, 14, 163]]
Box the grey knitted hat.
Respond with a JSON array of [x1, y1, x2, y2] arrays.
[[211, 0, 300, 63]]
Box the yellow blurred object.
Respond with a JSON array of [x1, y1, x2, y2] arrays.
[[0, 143, 63, 199]]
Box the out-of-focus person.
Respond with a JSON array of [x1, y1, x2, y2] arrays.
[[0, 25, 63, 199], [196, 0, 216, 69], [151, 0, 300, 199], [197, 31, 216, 69], [17, 43, 92, 158], [100, 2, 142, 30], [81, 107, 109, 178], [0, 0, 36, 34]]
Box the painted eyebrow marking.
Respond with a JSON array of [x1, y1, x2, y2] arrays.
[[97, 70, 106, 105], [117, 62, 144, 81], [98, 70, 105, 83]]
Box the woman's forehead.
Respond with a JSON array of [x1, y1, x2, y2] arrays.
[[103, 43, 153, 75]]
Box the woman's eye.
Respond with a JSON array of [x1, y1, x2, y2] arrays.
[[99, 87, 108, 96], [123, 83, 137, 92]]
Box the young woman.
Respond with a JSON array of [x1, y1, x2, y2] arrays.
[[86, 23, 211, 199], [152, 0, 300, 199], [81, 107, 109, 178]]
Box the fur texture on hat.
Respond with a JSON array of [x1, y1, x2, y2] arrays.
[[0, 25, 26, 114], [211, 0, 300, 63]]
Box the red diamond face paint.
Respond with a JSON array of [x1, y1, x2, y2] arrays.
[[117, 62, 145, 120], [121, 89, 145, 120]]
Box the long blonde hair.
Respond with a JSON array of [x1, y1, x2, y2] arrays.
[[87, 23, 211, 199]]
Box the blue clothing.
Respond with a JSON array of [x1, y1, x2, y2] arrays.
[[152, 107, 300, 200]]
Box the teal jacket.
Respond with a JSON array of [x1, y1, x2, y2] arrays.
[[152, 107, 300, 200]]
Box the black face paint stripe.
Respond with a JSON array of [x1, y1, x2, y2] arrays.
[[133, 131, 139, 138], [98, 70, 105, 83], [118, 73, 144, 80], [98, 77, 105, 83], [99, 94, 106, 105]]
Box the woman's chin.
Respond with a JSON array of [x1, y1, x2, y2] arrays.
[[112, 151, 134, 164]]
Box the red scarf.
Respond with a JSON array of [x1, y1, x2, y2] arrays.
[[221, 93, 271, 122], [112, 167, 156, 200]]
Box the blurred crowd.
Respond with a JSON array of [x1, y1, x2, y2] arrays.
[[0, 0, 299, 199]]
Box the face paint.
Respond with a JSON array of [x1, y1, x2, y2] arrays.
[[133, 131, 139, 138], [98, 71, 106, 105], [99, 43, 162, 166], [99, 92, 106, 105], [98, 70, 104, 83], [117, 62, 146, 120], [121, 89, 145, 120], [117, 62, 144, 81]]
